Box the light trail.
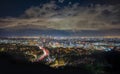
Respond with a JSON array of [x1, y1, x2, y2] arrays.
[[36, 46, 49, 61]]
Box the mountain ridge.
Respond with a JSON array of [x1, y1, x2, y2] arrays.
[[0, 28, 120, 37]]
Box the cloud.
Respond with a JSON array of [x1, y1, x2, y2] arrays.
[[58, 0, 64, 3], [22, 1, 58, 18], [0, 1, 120, 30]]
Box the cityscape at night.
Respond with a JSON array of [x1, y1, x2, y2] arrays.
[[0, 0, 120, 74]]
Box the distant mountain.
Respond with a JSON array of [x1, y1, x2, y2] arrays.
[[0, 28, 72, 37], [0, 28, 120, 37]]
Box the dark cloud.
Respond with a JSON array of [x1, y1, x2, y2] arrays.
[[0, 1, 120, 30]]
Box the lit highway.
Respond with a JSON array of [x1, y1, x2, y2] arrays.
[[36, 46, 49, 61]]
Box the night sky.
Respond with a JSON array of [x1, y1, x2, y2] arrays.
[[0, 0, 120, 36], [0, 0, 119, 17]]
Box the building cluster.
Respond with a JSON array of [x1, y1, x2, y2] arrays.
[[0, 37, 120, 52], [0, 37, 120, 68]]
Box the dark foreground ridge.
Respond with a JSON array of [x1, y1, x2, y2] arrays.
[[0, 52, 90, 74], [0, 49, 120, 74]]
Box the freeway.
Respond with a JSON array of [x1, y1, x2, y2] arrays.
[[36, 46, 49, 61]]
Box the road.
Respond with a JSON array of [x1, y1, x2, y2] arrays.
[[36, 46, 49, 61]]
